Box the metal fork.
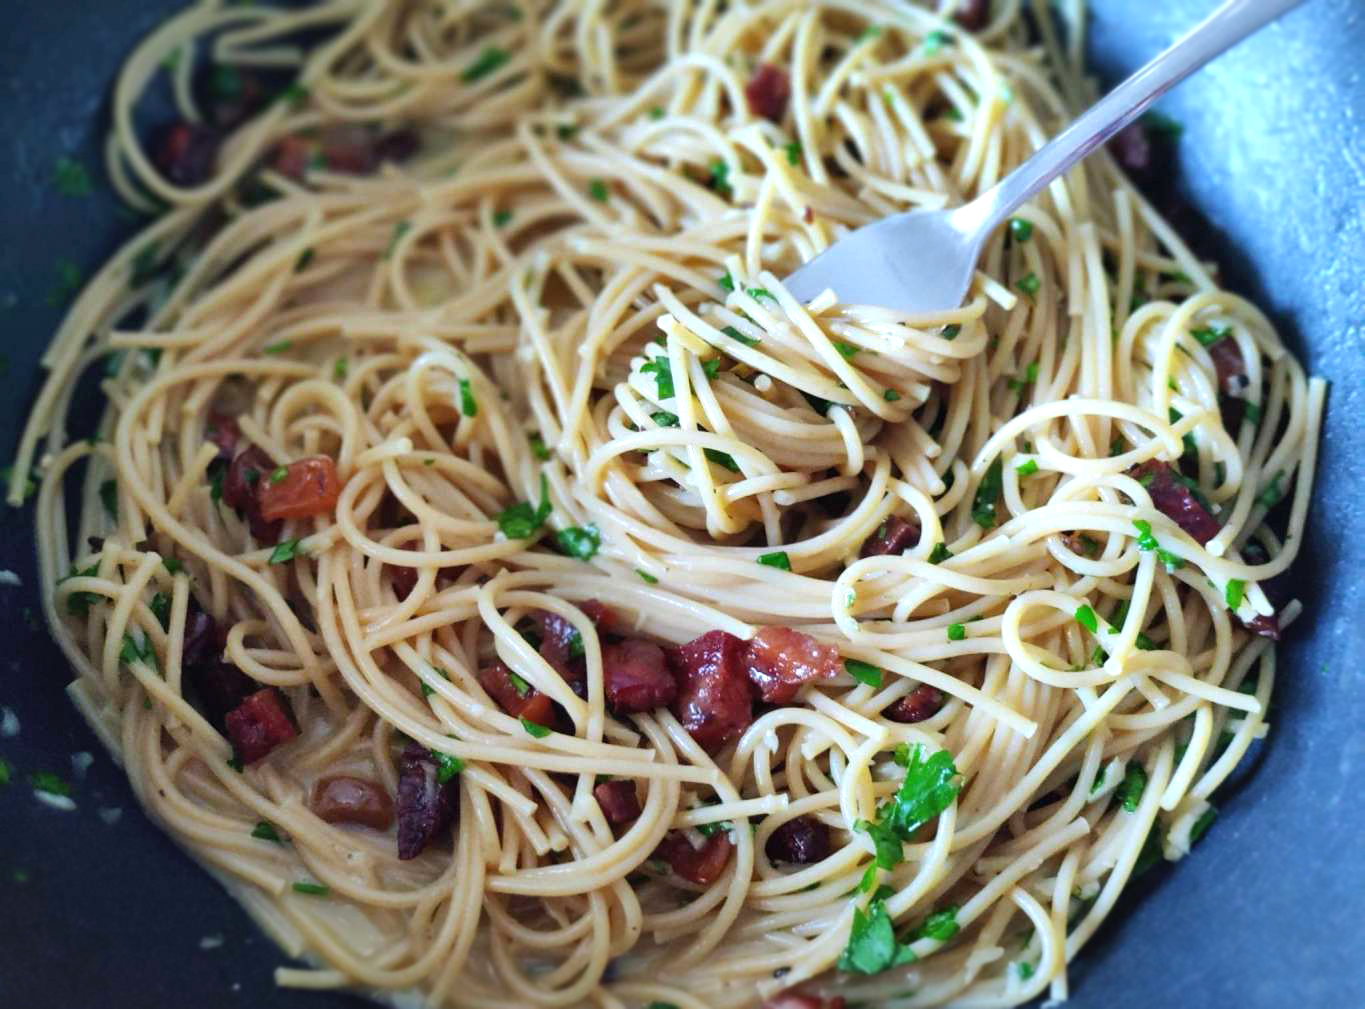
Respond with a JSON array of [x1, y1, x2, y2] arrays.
[[783, 0, 1308, 316]]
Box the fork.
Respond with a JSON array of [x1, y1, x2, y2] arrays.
[[783, 0, 1308, 316]]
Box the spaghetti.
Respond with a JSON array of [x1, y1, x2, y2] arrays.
[[13, 1, 1324, 1007]]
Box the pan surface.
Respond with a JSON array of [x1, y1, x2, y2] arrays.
[[0, 2, 1361, 1007]]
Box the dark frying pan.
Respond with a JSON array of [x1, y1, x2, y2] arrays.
[[1, 2, 1361, 1007]]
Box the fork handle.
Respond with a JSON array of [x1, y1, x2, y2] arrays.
[[960, 0, 1309, 232]]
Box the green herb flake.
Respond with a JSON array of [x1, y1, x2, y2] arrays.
[[912, 906, 961, 942], [922, 30, 952, 55], [529, 433, 551, 460], [99, 479, 118, 520], [1016, 272, 1041, 298], [703, 448, 739, 472], [648, 106, 665, 120], [588, 178, 610, 203], [718, 272, 735, 293], [0, 758, 11, 787], [1009, 218, 1033, 242], [838, 897, 917, 974], [493, 209, 513, 228], [833, 341, 861, 361], [292, 881, 330, 896], [941, 324, 961, 340], [946, 623, 966, 642], [845, 659, 884, 688], [269, 538, 302, 565], [636, 569, 659, 584], [262, 340, 292, 355], [701, 357, 722, 380], [784, 140, 802, 165], [651, 410, 679, 428], [883, 389, 901, 402], [556, 524, 600, 560], [496, 473, 553, 539], [1142, 110, 1183, 139], [722, 325, 759, 347], [432, 750, 465, 783], [1133, 519, 1160, 552], [462, 46, 510, 83], [1015, 458, 1038, 477], [267, 466, 288, 486], [251, 821, 283, 842], [506, 670, 532, 698], [294, 248, 314, 272], [520, 716, 552, 739], [458, 377, 478, 418], [1191, 324, 1231, 348], [757, 551, 791, 571], [1225, 579, 1245, 610], [333, 357, 348, 381], [1074, 604, 1099, 634], [278, 81, 309, 109], [928, 542, 953, 564], [149, 592, 171, 630], [971, 459, 1003, 528], [640, 357, 674, 399], [1116, 765, 1147, 813], [708, 159, 732, 198], [1257, 472, 1285, 510], [556, 123, 579, 141], [30, 771, 71, 797], [53, 157, 93, 197]]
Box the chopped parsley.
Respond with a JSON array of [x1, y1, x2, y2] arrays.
[[704, 448, 740, 472], [941, 324, 961, 340], [431, 750, 464, 783], [722, 325, 759, 347], [911, 905, 960, 942], [120, 631, 158, 671], [507, 670, 532, 698], [278, 81, 309, 109], [556, 123, 579, 140], [757, 551, 791, 571], [268, 466, 288, 485], [458, 377, 478, 417], [708, 159, 732, 198], [1015, 458, 1038, 477], [1016, 272, 1041, 298], [1142, 110, 1183, 138], [784, 139, 802, 165], [60, 562, 102, 615], [291, 881, 329, 896], [718, 271, 735, 292], [30, 771, 71, 797], [1257, 472, 1285, 510], [556, 524, 600, 560], [0, 758, 11, 787], [838, 896, 917, 974], [262, 340, 292, 355], [496, 473, 553, 539], [651, 410, 679, 427], [946, 623, 966, 642], [149, 592, 171, 630], [845, 659, 884, 688], [832, 341, 861, 360], [1009, 218, 1033, 242], [462, 46, 510, 82], [696, 817, 733, 839], [333, 357, 348, 381], [1074, 604, 1099, 634], [928, 542, 953, 564], [1115, 765, 1147, 813], [636, 569, 659, 584], [53, 157, 93, 197], [493, 209, 513, 228], [701, 357, 722, 380], [251, 821, 283, 842], [640, 356, 674, 399], [883, 389, 901, 402], [520, 717, 551, 739], [648, 106, 665, 120], [587, 178, 610, 203], [269, 538, 303, 564], [971, 459, 1003, 528], [1225, 579, 1245, 609], [1191, 324, 1231, 348]]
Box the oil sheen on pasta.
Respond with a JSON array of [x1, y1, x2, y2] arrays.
[[14, 1, 1324, 1008]]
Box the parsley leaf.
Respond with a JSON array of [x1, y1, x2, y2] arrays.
[[520, 716, 551, 739], [640, 357, 674, 399], [838, 897, 917, 974], [431, 750, 464, 783], [556, 524, 600, 560], [845, 659, 883, 688], [971, 459, 1003, 528], [757, 551, 791, 571], [462, 46, 509, 82], [269, 538, 302, 564], [496, 474, 553, 539], [1116, 764, 1147, 813]]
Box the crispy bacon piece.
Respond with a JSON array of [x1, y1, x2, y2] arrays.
[[1130, 461, 1221, 545], [258, 456, 341, 522], [224, 687, 298, 764], [884, 683, 945, 724], [153, 121, 221, 187], [396, 743, 459, 860], [180, 601, 225, 671], [668, 630, 754, 752], [311, 775, 394, 829], [593, 779, 642, 824], [534, 601, 616, 687], [222, 445, 281, 541], [953, 0, 991, 31], [603, 639, 676, 713], [765, 815, 831, 864], [477, 662, 555, 726], [859, 515, 920, 558], [655, 830, 734, 885], [744, 626, 842, 704], [206, 413, 241, 463], [1240, 613, 1281, 640], [1208, 337, 1246, 397], [745, 64, 791, 122], [271, 135, 315, 180], [763, 993, 846, 1009]]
